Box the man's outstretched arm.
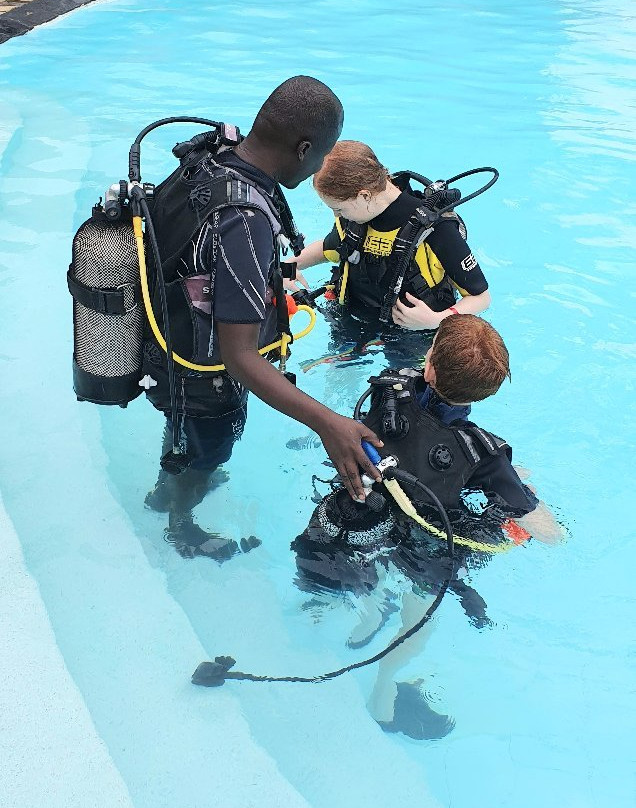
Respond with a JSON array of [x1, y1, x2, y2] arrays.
[[217, 320, 383, 501]]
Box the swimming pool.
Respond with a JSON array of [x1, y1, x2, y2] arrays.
[[1, 0, 635, 806]]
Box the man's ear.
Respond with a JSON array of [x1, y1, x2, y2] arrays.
[[297, 141, 311, 161]]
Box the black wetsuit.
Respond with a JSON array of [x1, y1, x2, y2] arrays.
[[292, 388, 537, 624], [321, 191, 489, 366]]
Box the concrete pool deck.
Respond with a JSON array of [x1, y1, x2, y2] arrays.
[[0, 0, 95, 44]]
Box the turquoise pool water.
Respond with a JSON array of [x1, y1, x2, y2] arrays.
[[1, 1, 635, 806]]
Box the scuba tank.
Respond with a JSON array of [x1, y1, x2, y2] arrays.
[[68, 187, 145, 406], [67, 117, 309, 409], [67, 117, 239, 408]]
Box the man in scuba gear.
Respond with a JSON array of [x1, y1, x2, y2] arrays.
[[142, 77, 384, 559], [290, 141, 491, 347], [292, 314, 563, 738]]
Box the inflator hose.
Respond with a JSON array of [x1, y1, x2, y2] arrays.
[[133, 192, 181, 460]]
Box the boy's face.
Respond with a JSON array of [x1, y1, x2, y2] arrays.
[[423, 339, 436, 387]]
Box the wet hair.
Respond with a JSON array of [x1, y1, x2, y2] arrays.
[[313, 140, 390, 201], [252, 76, 343, 148], [429, 314, 511, 404]]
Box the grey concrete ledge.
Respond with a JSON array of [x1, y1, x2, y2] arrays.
[[0, 0, 95, 44]]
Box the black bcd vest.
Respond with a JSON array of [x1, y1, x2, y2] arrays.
[[144, 145, 294, 367], [361, 369, 509, 509], [331, 173, 467, 316]]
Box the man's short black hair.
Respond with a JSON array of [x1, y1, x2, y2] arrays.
[[253, 75, 343, 147]]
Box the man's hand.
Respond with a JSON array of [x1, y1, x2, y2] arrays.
[[316, 414, 384, 501], [217, 321, 384, 502], [283, 270, 310, 293], [392, 293, 443, 330]]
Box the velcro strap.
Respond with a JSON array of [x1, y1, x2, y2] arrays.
[[67, 267, 140, 315], [456, 426, 505, 462], [413, 206, 438, 227], [470, 426, 499, 456], [405, 268, 430, 297], [469, 426, 507, 456], [456, 430, 481, 464]]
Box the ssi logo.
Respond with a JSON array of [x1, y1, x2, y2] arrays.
[[461, 252, 478, 272], [364, 233, 394, 257]]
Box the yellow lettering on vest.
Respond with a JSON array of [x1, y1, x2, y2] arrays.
[[363, 233, 394, 256]]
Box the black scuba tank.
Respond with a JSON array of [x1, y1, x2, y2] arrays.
[[68, 198, 144, 406]]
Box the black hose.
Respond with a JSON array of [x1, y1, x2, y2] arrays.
[[437, 166, 499, 216], [128, 116, 227, 467], [134, 190, 182, 463], [192, 571, 452, 685], [129, 116, 222, 181], [386, 468, 455, 557], [191, 472, 456, 687], [353, 387, 373, 421]]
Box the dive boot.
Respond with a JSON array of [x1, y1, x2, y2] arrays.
[[159, 467, 260, 561], [377, 679, 455, 740]]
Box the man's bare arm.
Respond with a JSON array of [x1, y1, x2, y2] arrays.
[[217, 320, 383, 501]]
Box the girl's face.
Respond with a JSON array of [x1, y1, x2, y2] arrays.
[[318, 190, 375, 224]]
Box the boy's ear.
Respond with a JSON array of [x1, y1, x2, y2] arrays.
[[424, 359, 436, 387]]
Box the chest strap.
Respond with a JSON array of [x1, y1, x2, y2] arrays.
[[336, 220, 366, 267]]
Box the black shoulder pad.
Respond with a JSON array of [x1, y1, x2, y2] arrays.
[[468, 426, 508, 456]]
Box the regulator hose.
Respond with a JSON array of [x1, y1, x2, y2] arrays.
[[191, 495, 455, 687], [129, 116, 222, 182], [132, 188, 184, 469]]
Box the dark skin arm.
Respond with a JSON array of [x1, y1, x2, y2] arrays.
[[217, 321, 383, 500]]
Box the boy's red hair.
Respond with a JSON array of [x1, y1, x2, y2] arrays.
[[430, 315, 510, 403]]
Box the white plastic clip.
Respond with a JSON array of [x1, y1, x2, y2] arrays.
[[139, 374, 157, 390]]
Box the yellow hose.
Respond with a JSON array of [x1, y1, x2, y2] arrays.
[[134, 216, 316, 372], [382, 477, 513, 554], [338, 261, 349, 305]]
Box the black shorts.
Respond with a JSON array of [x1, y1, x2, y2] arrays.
[[166, 405, 248, 471], [143, 342, 248, 470]]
